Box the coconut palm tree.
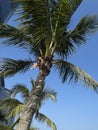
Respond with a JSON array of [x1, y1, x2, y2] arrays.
[[0, 0, 98, 130], [0, 80, 57, 130]]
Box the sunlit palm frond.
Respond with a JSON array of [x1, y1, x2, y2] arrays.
[[0, 58, 34, 77], [69, 15, 98, 46], [29, 127, 39, 130], [41, 87, 57, 102], [35, 112, 57, 130], [0, 24, 32, 49], [53, 60, 98, 91], [0, 120, 37, 130], [0, 98, 22, 109], [11, 84, 30, 103], [0, 98, 24, 118]]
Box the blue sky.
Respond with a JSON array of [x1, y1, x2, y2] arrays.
[[0, 0, 98, 130]]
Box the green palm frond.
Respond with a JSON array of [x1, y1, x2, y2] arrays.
[[0, 98, 23, 108], [0, 24, 32, 49], [29, 127, 39, 130], [12, 0, 83, 58], [0, 23, 44, 57], [49, 0, 72, 53], [14, 0, 52, 44], [54, 34, 76, 58], [0, 81, 57, 129], [11, 84, 30, 103], [0, 125, 13, 130], [37, 87, 57, 110], [45, 0, 82, 57], [53, 60, 98, 91], [35, 112, 57, 130], [54, 15, 98, 58], [52, 0, 71, 27], [31, 78, 35, 87], [0, 58, 34, 77], [69, 15, 98, 45], [0, 98, 24, 118], [0, 110, 7, 123], [41, 87, 57, 102], [69, 0, 83, 13]]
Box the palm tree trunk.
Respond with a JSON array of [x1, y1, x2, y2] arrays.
[[16, 68, 50, 130]]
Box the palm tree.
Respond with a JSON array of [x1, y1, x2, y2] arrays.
[[0, 0, 98, 129], [0, 80, 57, 130]]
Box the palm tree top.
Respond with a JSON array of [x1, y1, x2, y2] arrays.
[[0, 0, 98, 59], [0, 0, 98, 91]]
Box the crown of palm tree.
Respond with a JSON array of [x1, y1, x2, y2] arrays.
[[0, 0, 98, 91]]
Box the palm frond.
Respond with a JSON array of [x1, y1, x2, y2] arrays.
[[0, 110, 7, 123], [31, 78, 35, 87], [69, 0, 83, 13], [0, 24, 32, 49], [54, 15, 98, 58], [14, 0, 52, 44], [0, 58, 34, 77], [41, 87, 57, 102], [52, 0, 83, 36], [54, 33, 76, 58], [0, 98, 23, 108], [69, 15, 98, 46], [35, 112, 57, 130], [0, 98, 24, 118], [53, 60, 98, 91], [47, 0, 83, 57], [52, 0, 72, 27], [11, 118, 20, 129], [11, 84, 30, 103], [49, 0, 72, 51], [13, 0, 79, 58], [0, 23, 44, 57], [29, 127, 39, 130], [0, 125, 13, 130], [37, 87, 57, 110]]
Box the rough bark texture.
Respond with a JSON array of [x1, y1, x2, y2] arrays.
[[16, 57, 52, 130]]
